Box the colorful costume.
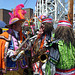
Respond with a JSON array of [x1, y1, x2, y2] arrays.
[[33, 34, 52, 75], [55, 20, 75, 75], [0, 4, 28, 75], [0, 29, 28, 75], [32, 17, 54, 75], [55, 40, 75, 75], [6, 29, 27, 75], [45, 20, 75, 75], [0, 32, 11, 74]]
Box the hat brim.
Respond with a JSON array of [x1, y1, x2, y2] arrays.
[[5, 19, 25, 28]]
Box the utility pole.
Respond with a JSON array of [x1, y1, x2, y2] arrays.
[[68, 0, 74, 28]]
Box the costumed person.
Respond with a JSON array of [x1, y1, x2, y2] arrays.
[[47, 20, 75, 75], [54, 20, 75, 75], [0, 4, 29, 75], [32, 15, 54, 75], [22, 22, 34, 75], [23, 18, 35, 36]]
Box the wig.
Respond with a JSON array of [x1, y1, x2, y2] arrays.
[[55, 26, 74, 45], [42, 22, 54, 37]]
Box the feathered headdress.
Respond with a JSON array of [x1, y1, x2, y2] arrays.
[[5, 4, 27, 28], [5, 4, 27, 43]]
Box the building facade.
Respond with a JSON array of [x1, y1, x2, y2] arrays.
[[25, 8, 33, 19], [0, 8, 33, 25], [0, 9, 11, 24]]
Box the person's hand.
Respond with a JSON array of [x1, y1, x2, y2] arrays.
[[13, 51, 18, 56], [22, 43, 27, 48]]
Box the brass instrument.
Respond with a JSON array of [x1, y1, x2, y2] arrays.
[[7, 36, 29, 61], [32, 48, 49, 63], [11, 35, 38, 61], [38, 53, 48, 63]]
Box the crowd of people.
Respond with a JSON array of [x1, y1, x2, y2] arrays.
[[0, 4, 75, 75]]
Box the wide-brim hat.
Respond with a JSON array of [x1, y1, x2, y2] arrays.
[[5, 18, 25, 28]]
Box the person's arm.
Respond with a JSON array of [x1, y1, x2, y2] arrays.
[[7, 38, 17, 57]]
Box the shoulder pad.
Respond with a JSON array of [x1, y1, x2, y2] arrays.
[[0, 32, 11, 41]]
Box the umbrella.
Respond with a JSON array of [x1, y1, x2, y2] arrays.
[[0, 20, 6, 28]]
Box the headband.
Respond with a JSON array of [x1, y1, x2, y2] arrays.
[[42, 18, 52, 23], [58, 20, 72, 27]]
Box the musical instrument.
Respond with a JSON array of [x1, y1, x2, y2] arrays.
[[7, 36, 29, 61], [31, 40, 60, 64], [32, 48, 48, 63], [7, 34, 38, 61]]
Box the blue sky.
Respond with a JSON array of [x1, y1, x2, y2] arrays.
[[0, 0, 37, 11], [0, 0, 74, 12]]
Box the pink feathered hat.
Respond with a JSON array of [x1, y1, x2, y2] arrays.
[[5, 4, 26, 28], [5, 18, 25, 28]]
